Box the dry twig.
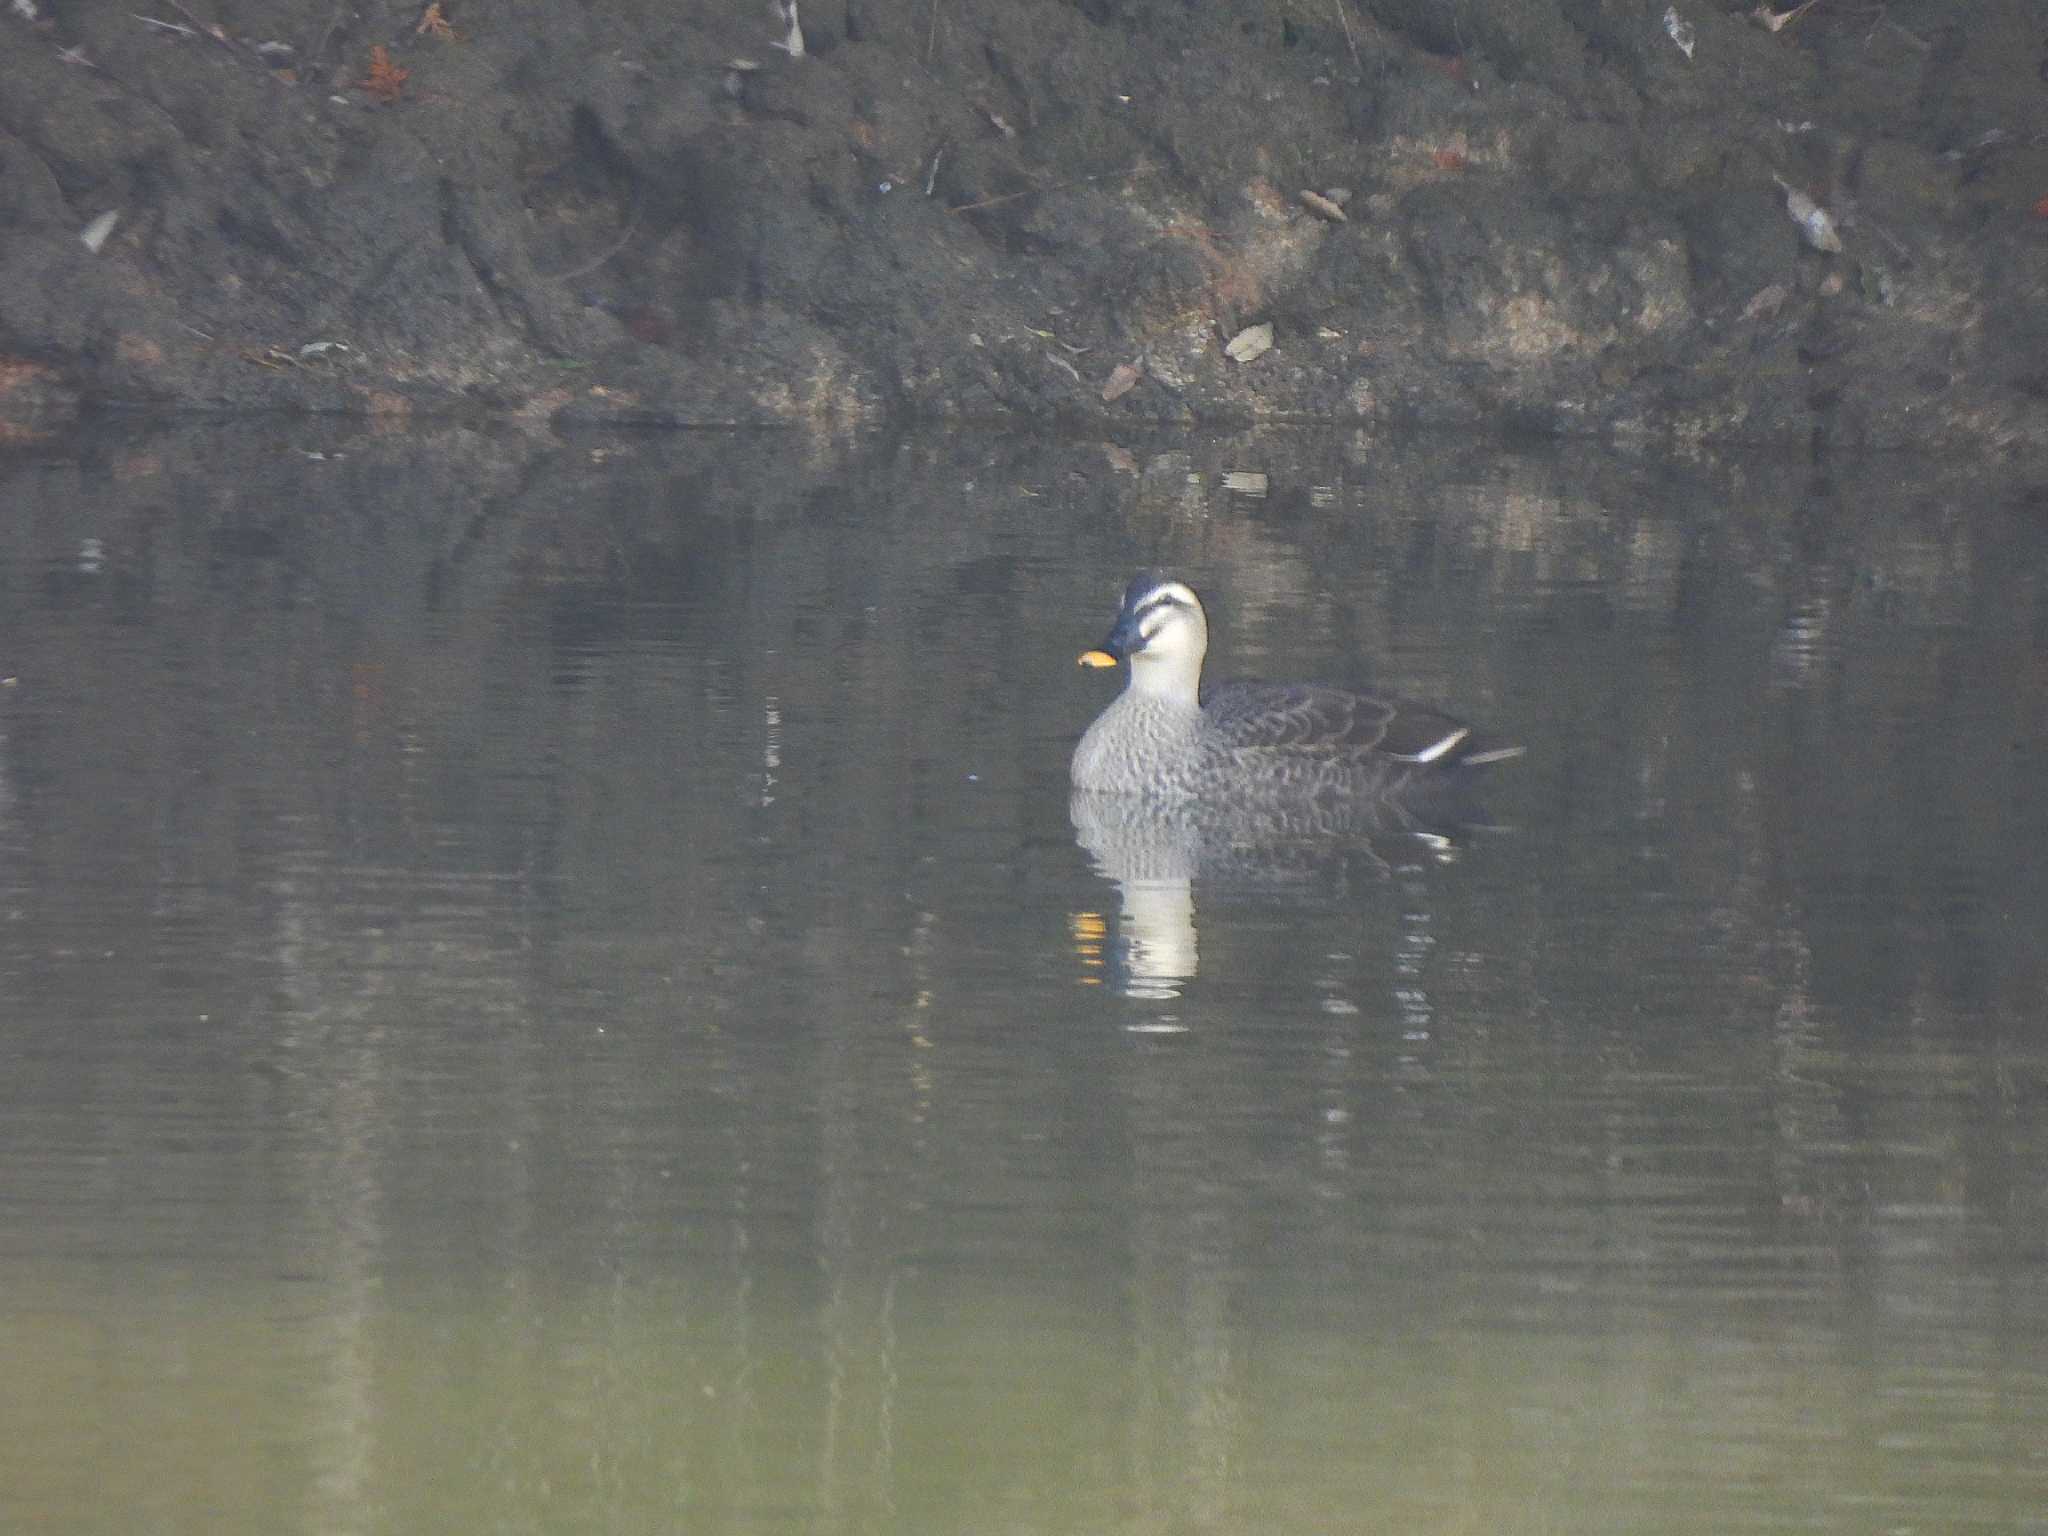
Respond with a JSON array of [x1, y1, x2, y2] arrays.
[[166, 0, 263, 66], [538, 197, 646, 281], [947, 160, 1151, 214], [1332, 0, 1361, 76]]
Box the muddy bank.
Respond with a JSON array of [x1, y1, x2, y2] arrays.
[[3, 0, 2046, 453]]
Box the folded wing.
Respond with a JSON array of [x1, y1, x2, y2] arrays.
[[1202, 681, 1510, 767]]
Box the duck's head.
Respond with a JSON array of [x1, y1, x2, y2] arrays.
[[1078, 572, 1208, 697]]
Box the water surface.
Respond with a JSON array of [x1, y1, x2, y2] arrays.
[[2, 424, 2046, 1534]]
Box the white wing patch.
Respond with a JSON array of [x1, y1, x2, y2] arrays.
[[1403, 726, 1470, 765]]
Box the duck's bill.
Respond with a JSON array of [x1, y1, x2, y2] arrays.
[[1076, 649, 1119, 669]]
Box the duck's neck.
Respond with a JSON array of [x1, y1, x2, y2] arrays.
[[1125, 653, 1202, 708]]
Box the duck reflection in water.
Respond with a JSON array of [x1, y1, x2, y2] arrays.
[[1069, 573, 1522, 999]]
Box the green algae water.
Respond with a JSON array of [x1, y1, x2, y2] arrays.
[[2, 424, 2045, 1534]]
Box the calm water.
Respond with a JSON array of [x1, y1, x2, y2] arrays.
[[2, 423, 2046, 1534]]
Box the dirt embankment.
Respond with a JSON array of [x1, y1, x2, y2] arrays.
[[3, 0, 2045, 453]]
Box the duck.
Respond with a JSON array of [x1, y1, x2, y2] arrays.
[[1071, 572, 1522, 799]]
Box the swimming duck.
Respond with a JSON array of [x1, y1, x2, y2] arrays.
[[1071, 572, 1521, 798]]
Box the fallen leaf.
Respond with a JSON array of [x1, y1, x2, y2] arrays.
[[1299, 189, 1347, 223], [1751, 0, 1819, 32], [357, 45, 409, 103], [1100, 359, 1143, 401], [1773, 175, 1842, 253], [1740, 283, 1789, 321], [1224, 322, 1273, 363], [79, 209, 121, 253], [1663, 6, 1696, 60]]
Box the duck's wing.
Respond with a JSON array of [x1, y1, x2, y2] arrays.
[[1203, 681, 1506, 765]]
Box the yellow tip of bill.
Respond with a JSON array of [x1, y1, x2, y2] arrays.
[[1077, 649, 1118, 669]]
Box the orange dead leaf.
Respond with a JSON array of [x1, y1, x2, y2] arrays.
[[415, 3, 455, 40], [357, 45, 409, 102], [2033, 193, 2048, 219], [1431, 147, 1468, 171]]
